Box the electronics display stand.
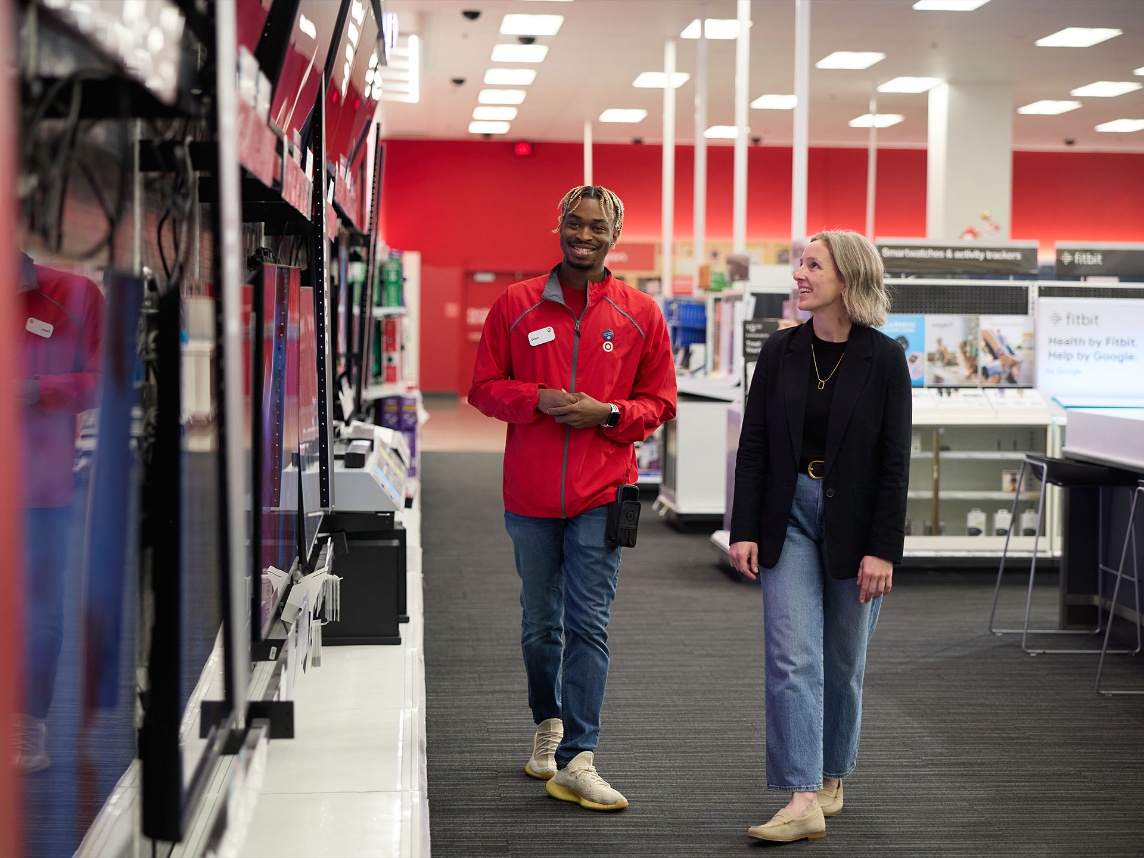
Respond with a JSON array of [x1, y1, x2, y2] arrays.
[[320, 421, 411, 644]]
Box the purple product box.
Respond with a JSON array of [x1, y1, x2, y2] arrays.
[[402, 428, 418, 477], [379, 396, 401, 429], [400, 394, 418, 430]]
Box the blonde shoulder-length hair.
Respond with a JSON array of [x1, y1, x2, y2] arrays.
[[808, 229, 889, 328]]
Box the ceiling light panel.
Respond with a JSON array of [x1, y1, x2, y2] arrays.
[[469, 121, 511, 135], [878, 76, 943, 93], [473, 106, 518, 121], [1069, 81, 1142, 97], [1035, 28, 1122, 48], [484, 69, 537, 86], [478, 89, 526, 105], [1017, 100, 1082, 115], [499, 14, 563, 36], [1095, 119, 1144, 133], [599, 109, 647, 123], [680, 19, 741, 40], [751, 94, 797, 109], [704, 126, 740, 139], [912, 0, 991, 10], [490, 44, 549, 63], [817, 52, 886, 70], [633, 72, 691, 89], [849, 114, 904, 128]]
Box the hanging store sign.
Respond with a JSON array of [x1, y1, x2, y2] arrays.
[[1054, 243, 1144, 280], [876, 240, 1039, 276]]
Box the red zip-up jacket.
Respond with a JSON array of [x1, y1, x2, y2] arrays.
[[469, 266, 677, 519]]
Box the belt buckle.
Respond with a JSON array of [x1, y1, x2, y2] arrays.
[[806, 460, 825, 479]]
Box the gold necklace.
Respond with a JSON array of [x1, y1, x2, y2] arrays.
[[811, 342, 845, 390]]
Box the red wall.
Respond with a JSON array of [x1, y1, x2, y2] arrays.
[[378, 139, 1144, 394]]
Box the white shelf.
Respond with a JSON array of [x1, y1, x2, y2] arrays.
[[363, 382, 406, 401], [903, 535, 1055, 558]]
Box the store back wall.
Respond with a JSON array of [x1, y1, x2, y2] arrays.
[[378, 139, 1143, 394]]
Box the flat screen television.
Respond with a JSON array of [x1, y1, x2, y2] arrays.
[[138, 276, 231, 842], [298, 283, 324, 565], [263, 0, 340, 145]]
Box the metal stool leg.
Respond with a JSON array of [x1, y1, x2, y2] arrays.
[[989, 459, 1035, 635], [1096, 485, 1144, 696]]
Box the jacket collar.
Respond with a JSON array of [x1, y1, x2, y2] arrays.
[[542, 264, 613, 305]]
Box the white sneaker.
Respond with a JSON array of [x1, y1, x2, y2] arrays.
[[14, 716, 50, 774], [525, 718, 563, 780], [545, 751, 628, 811]]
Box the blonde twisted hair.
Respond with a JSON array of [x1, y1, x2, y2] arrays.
[[554, 186, 624, 247]]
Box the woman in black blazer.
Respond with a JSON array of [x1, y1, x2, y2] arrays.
[[729, 230, 911, 843]]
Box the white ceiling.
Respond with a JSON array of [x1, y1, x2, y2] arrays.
[[379, 0, 1144, 152]]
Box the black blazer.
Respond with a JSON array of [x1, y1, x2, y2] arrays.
[[729, 322, 912, 579]]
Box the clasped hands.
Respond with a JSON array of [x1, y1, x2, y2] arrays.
[[537, 388, 609, 429]]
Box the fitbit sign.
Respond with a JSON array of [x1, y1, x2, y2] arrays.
[[1055, 243, 1144, 280]]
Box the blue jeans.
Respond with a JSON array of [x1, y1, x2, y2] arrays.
[[760, 473, 881, 792], [23, 505, 74, 720], [504, 506, 622, 768]]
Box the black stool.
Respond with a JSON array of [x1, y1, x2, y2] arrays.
[[1096, 479, 1144, 695], [988, 453, 1140, 655]]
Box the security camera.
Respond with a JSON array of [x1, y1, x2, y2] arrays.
[[451, 77, 466, 86], [1063, 137, 1076, 146], [632, 137, 644, 145], [751, 135, 762, 145], [462, 10, 480, 20], [517, 36, 536, 45]]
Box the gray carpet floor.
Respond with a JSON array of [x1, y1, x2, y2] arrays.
[[422, 451, 1144, 857]]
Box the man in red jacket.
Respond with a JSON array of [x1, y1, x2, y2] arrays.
[[470, 186, 676, 811], [15, 251, 104, 773]]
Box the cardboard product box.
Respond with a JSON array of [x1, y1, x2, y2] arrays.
[[382, 317, 401, 353], [400, 394, 418, 430], [379, 396, 401, 429], [402, 428, 418, 477]]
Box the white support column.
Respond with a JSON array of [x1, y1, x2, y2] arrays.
[[927, 82, 1013, 240], [662, 39, 676, 297], [693, 14, 708, 282], [865, 91, 878, 239], [583, 120, 593, 186], [732, 0, 750, 254], [791, 0, 810, 244]]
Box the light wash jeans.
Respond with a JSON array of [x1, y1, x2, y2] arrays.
[[504, 506, 622, 768], [760, 473, 881, 792]]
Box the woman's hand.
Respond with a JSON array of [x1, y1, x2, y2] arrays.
[[728, 541, 760, 581], [856, 555, 893, 604]]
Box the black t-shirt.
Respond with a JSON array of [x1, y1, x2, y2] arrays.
[[800, 332, 847, 464]]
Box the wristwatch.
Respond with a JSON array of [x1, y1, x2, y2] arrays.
[[604, 403, 620, 428]]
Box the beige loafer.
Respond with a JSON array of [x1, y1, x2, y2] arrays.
[[817, 781, 843, 817], [747, 806, 826, 842]]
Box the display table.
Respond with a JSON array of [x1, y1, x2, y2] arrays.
[[1060, 408, 1144, 636]]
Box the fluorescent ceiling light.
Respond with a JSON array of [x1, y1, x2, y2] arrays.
[[1069, 81, 1142, 97], [599, 109, 647, 123], [680, 19, 741, 40], [1017, 100, 1082, 115], [499, 14, 563, 36], [490, 44, 549, 63], [473, 106, 518, 121], [633, 72, 691, 89], [878, 76, 942, 93], [817, 52, 886, 70], [849, 114, 904, 128], [1095, 119, 1144, 133], [704, 126, 740, 139], [1035, 28, 1122, 48], [912, 0, 991, 10], [478, 89, 526, 105], [1136, 67, 1144, 76], [469, 121, 511, 135], [484, 68, 537, 85], [751, 94, 797, 109]]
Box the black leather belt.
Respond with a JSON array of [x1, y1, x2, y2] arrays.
[[801, 459, 825, 479]]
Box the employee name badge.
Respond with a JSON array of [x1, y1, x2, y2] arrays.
[[26, 317, 54, 339], [528, 326, 555, 347]]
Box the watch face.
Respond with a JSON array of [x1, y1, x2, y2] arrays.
[[607, 405, 620, 427]]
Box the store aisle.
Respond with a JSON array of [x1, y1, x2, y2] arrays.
[[421, 451, 1144, 857]]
